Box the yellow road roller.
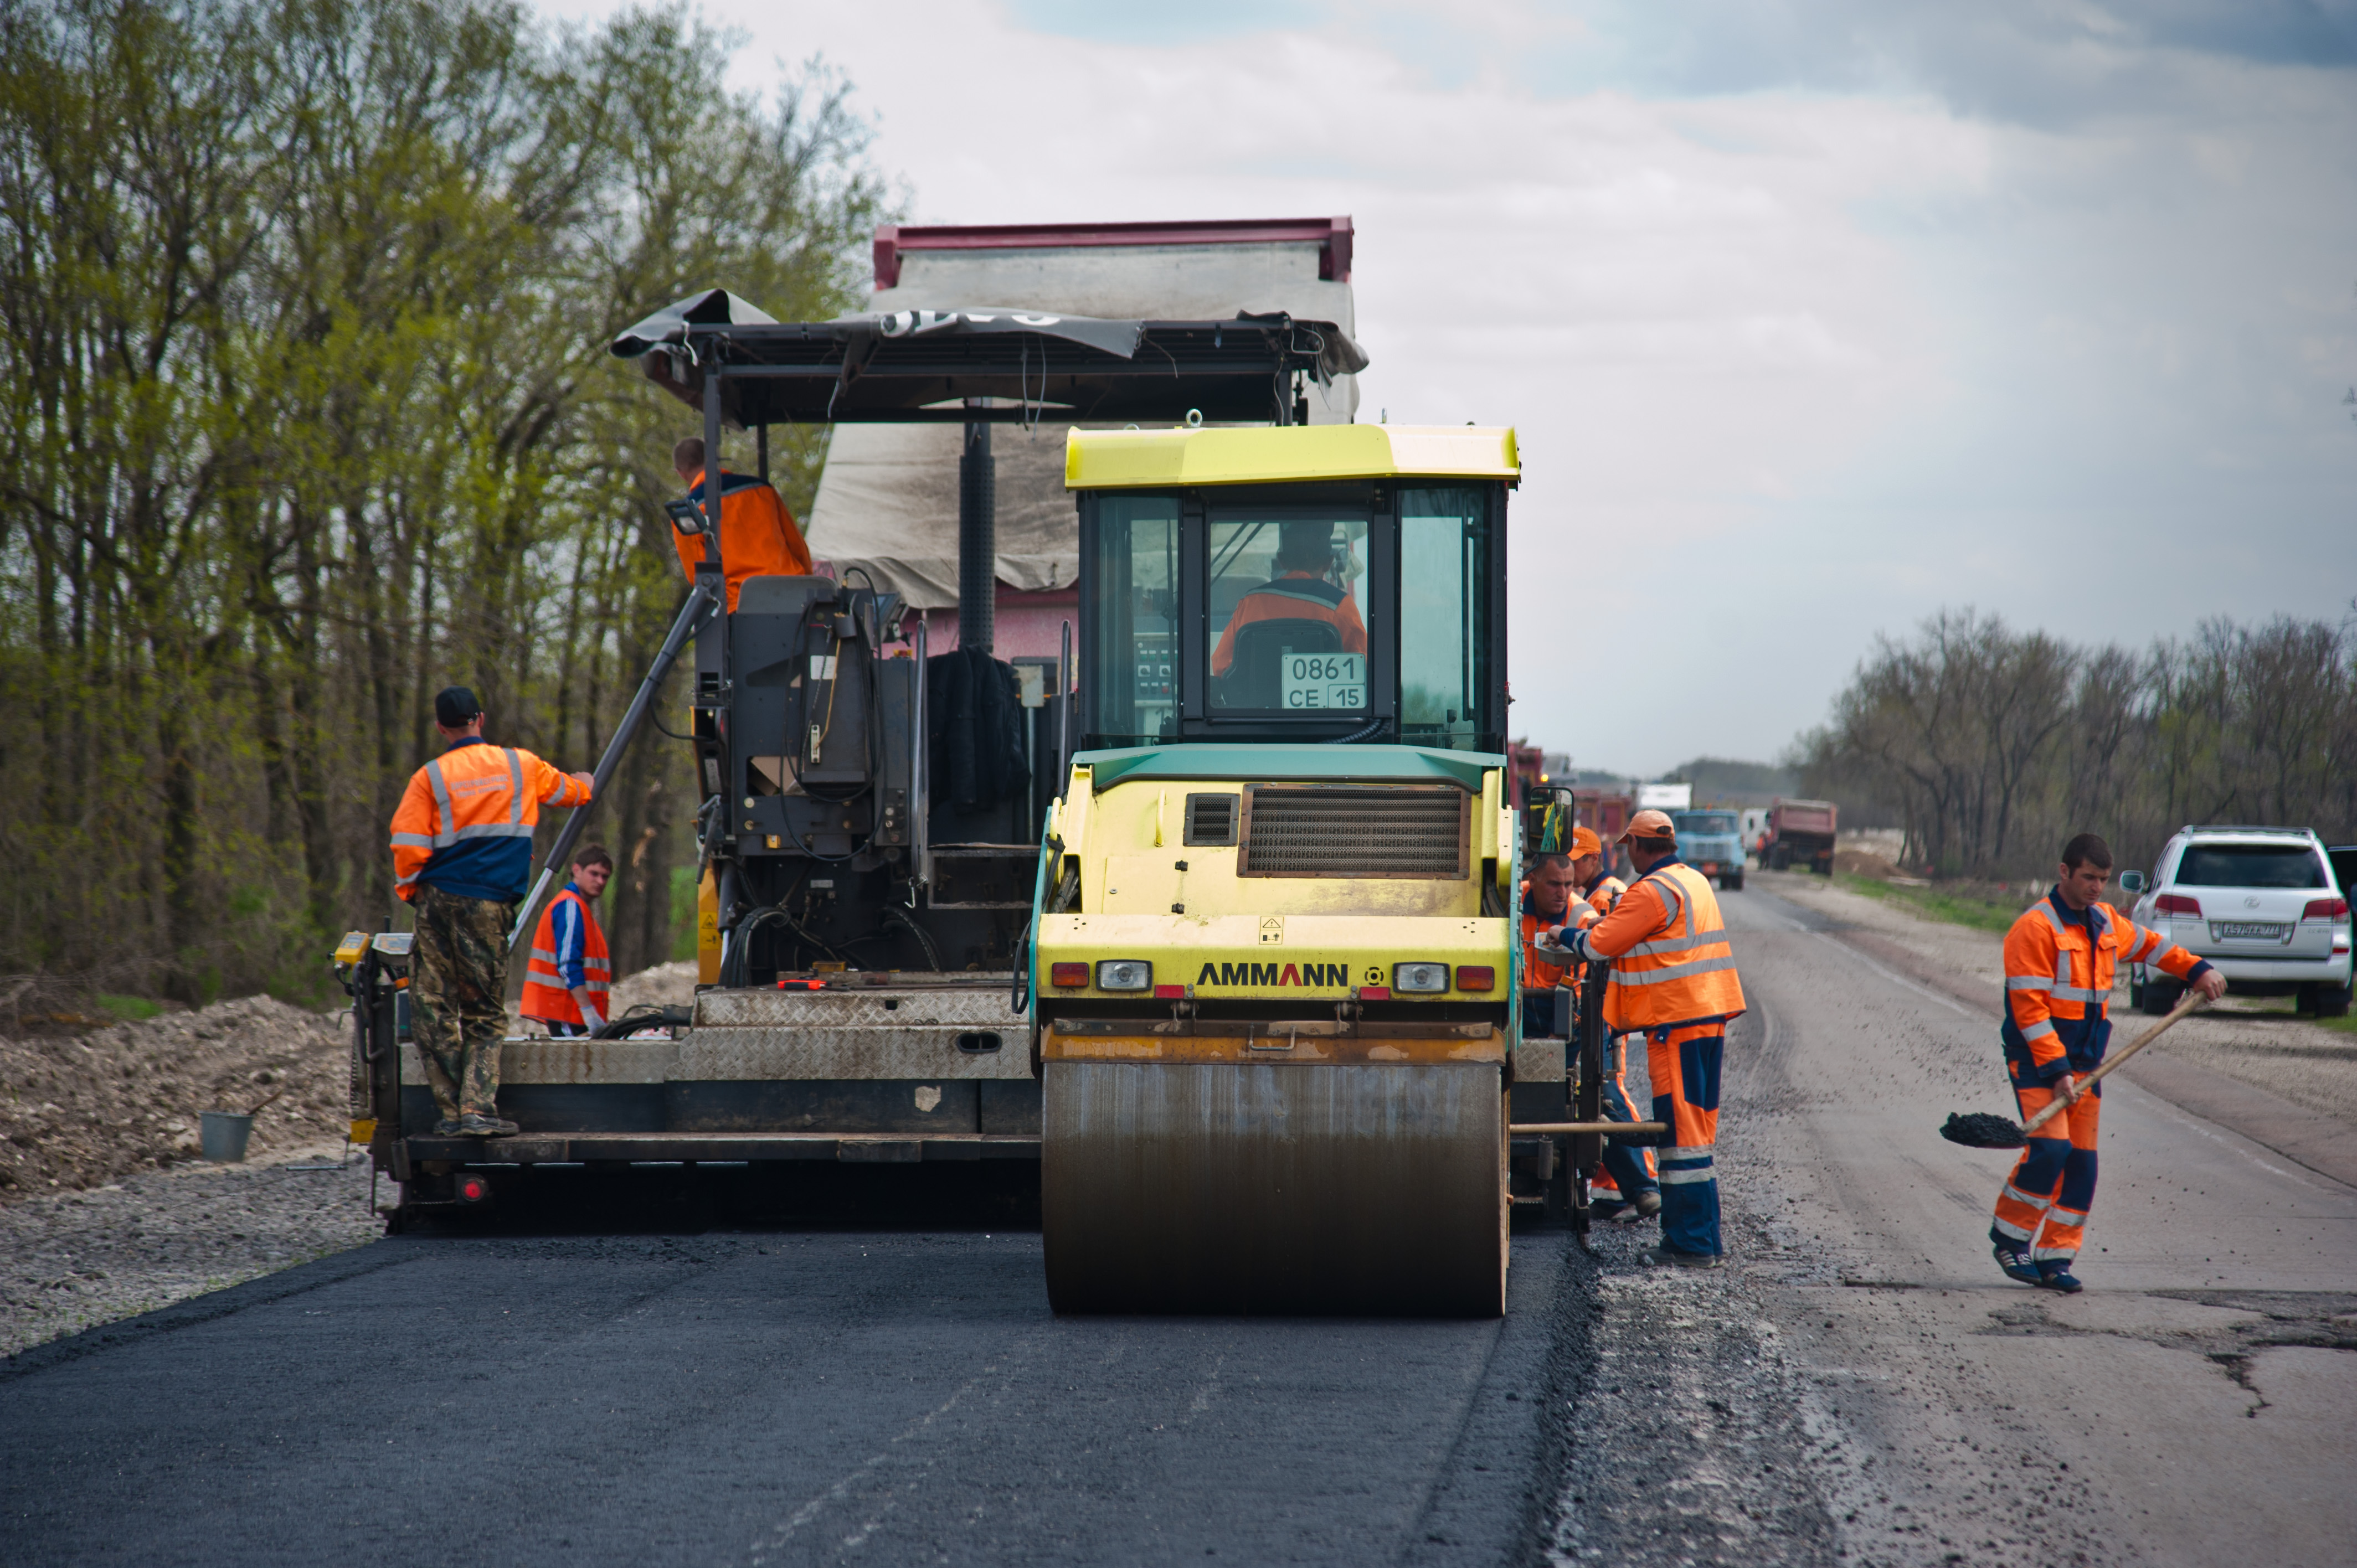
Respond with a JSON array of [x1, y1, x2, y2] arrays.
[[1030, 424, 1530, 1315]]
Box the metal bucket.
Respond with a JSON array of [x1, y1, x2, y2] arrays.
[[200, 1111, 254, 1163]]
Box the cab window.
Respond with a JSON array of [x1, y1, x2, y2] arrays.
[[1397, 488, 1490, 750], [1206, 515, 1370, 713], [1089, 496, 1181, 744]]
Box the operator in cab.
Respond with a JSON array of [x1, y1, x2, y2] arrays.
[[670, 436, 812, 612], [1210, 521, 1367, 678]]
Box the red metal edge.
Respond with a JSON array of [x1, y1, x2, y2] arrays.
[[872, 216, 1352, 290]]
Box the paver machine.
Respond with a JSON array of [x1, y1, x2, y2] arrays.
[[343, 295, 1640, 1294]]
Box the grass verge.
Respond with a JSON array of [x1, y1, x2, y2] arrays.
[[1833, 873, 2025, 935]]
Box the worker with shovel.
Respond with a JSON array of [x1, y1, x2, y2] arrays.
[[1989, 833, 2223, 1293], [389, 687, 594, 1137]]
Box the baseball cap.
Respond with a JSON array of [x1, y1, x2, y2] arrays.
[[1617, 807, 1676, 844], [1569, 825, 1603, 857], [434, 686, 483, 727]]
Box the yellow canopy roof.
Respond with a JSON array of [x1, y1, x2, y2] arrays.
[[1064, 424, 1519, 490]]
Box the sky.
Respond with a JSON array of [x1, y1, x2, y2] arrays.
[[541, 0, 2357, 775]]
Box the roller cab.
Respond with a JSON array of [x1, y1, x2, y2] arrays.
[[1036, 425, 1522, 1315]]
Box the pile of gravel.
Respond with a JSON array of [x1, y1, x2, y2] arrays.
[[0, 995, 353, 1201]]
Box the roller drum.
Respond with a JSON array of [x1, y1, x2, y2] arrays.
[[1042, 1061, 1506, 1316]]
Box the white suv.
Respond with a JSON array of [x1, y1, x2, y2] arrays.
[[2125, 827, 2352, 1017]]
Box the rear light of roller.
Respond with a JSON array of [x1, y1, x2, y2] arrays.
[[2155, 893, 2201, 917], [1097, 960, 1152, 991], [1358, 985, 1391, 1001], [1455, 965, 1496, 992], [1049, 962, 1089, 988], [1392, 962, 1449, 993], [2302, 898, 2349, 920], [1152, 984, 1189, 999]]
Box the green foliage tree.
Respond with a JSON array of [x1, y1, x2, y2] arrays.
[[0, 0, 893, 1000]]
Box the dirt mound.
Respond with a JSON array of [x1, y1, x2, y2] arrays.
[[0, 996, 350, 1204], [1833, 848, 1902, 879]]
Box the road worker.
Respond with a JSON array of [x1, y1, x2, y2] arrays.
[[1210, 521, 1368, 678], [1521, 848, 1588, 992], [1557, 807, 1744, 1266], [1542, 824, 1659, 1224], [388, 687, 594, 1137], [1990, 833, 2222, 1293], [520, 845, 614, 1038], [671, 436, 813, 612]]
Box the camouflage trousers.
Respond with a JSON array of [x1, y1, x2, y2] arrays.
[[410, 885, 514, 1122]]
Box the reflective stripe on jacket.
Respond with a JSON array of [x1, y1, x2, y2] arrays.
[[674, 469, 812, 612], [521, 885, 610, 1026], [388, 739, 591, 903], [1584, 859, 1746, 1032], [2002, 891, 2209, 1079]]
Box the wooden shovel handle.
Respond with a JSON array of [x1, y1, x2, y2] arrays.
[[2020, 988, 2205, 1137]]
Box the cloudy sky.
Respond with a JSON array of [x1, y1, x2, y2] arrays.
[[545, 0, 2357, 775]]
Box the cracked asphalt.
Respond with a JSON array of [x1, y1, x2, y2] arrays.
[[2, 883, 2350, 1566]]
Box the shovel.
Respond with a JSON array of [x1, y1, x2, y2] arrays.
[[1939, 989, 2206, 1149]]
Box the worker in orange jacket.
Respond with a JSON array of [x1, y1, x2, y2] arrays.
[[1991, 833, 2222, 1292], [1210, 521, 1367, 678], [521, 845, 614, 1038], [1558, 808, 1745, 1265], [388, 687, 594, 1137], [671, 436, 813, 612]]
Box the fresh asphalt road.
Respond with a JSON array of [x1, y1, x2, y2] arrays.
[[4, 883, 2353, 1567]]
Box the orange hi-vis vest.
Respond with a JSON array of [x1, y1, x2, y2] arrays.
[[388, 739, 591, 903], [2002, 893, 2207, 1077], [1583, 860, 1746, 1032], [1210, 571, 1368, 676], [1520, 884, 1596, 989], [521, 885, 610, 1027], [674, 468, 812, 612]]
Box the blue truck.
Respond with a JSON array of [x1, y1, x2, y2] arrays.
[[1670, 808, 1746, 892]]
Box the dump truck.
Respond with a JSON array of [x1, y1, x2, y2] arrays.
[[1766, 797, 1837, 875]]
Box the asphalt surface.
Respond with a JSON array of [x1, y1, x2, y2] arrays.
[[3, 883, 2351, 1567]]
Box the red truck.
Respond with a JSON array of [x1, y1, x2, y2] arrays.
[[1765, 798, 1837, 875]]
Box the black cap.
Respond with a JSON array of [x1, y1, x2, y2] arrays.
[[434, 686, 483, 727]]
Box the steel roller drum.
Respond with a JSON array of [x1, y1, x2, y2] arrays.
[[1042, 1061, 1507, 1316]]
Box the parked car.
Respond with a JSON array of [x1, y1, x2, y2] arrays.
[[2123, 827, 2353, 1017], [1670, 808, 1745, 891]]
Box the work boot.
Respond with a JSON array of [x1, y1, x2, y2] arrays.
[[1640, 1246, 1722, 1270], [1631, 1191, 1663, 1221], [2035, 1261, 2084, 1294], [432, 1117, 462, 1136], [1992, 1240, 2042, 1286], [456, 1111, 519, 1137]]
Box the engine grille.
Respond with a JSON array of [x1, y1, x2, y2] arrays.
[[1240, 786, 1467, 878]]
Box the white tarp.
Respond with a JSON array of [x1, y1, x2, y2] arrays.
[[808, 243, 1359, 608]]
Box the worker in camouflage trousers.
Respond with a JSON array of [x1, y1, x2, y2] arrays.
[[409, 888, 518, 1128], [389, 686, 594, 1136]]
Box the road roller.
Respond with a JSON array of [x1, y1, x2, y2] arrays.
[[1031, 423, 1532, 1315]]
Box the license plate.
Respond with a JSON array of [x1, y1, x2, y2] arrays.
[[2211, 921, 2288, 941]]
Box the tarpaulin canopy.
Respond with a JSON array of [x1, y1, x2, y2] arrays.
[[609, 290, 1366, 427]]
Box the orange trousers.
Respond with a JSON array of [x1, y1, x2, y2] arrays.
[[1991, 1073, 2101, 1262]]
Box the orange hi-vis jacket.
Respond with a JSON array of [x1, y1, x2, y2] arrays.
[[674, 468, 812, 613], [1210, 571, 1367, 676], [1583, 873, 1628, 917], [389, 739, 592, 904], [2002, 891, 2210, 1080], [521, 884, 610, 1027], [1573, 859, 1746, 1033], [1520, 884, 1596, 989]]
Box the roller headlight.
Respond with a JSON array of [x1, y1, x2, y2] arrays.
[[1392, 961, 1449, 994], [1096, 960, 1154, 992]]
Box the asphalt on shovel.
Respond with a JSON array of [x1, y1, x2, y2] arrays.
[[1939, 988, 2207, 1149]]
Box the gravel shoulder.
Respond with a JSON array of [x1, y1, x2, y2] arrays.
[[1754, 869, 2357, 1128]]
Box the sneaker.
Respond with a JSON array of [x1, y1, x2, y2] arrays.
[[1640, 1246, 1722, 1270], [1590, 1199, 1629, 1222], [456, 1112, 520, 1137], [2035, 1261, 2084, 1294], [432, 1118, 462, 1136], [1993, 1241, 2042, 1286], [1632, 1191, 1662, 1220]]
